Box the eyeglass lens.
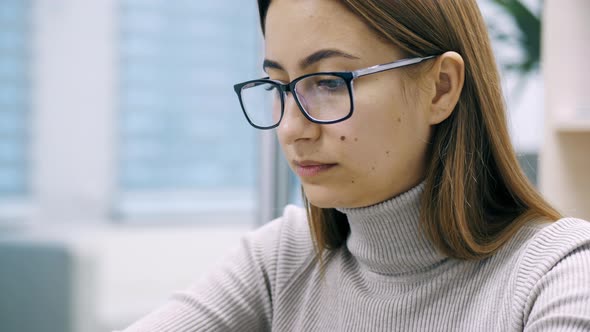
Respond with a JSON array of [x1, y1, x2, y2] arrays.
[[240, 74, 351, 128]]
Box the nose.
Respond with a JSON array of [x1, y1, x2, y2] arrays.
[[277, 92, 321, 144]]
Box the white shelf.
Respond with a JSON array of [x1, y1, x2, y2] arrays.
[[540, 0, 590, 221]]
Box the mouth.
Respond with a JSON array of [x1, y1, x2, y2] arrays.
[[293, 160, 338, 178]]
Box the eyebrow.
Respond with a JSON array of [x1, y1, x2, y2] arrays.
[[263, 49, 360, 72]]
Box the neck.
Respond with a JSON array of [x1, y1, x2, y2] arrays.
[[337, 182, 447, 276]]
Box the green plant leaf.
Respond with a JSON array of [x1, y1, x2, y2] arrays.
[[489, 0, 541, 74]]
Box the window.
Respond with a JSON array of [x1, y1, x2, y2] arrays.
[[116, 1, 262, 222], [0, 1, 30, 219]]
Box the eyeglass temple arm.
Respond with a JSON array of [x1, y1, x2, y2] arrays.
[[352, 55, 437, 79]]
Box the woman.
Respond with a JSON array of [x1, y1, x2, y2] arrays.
[[121, 0, 590, 331]]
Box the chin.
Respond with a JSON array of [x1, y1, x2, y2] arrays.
[[303, 184, 398, 209], [302, 186, 357, 209]]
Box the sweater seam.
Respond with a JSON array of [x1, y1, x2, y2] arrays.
[[268, 215, 286, 325], [275, 252, 317, 300], [274, 206, 318, 305], [512, 221, 554, 328]]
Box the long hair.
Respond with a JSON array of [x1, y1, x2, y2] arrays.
[[257, 0, 561, 260]]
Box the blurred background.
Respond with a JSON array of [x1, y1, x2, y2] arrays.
[[0, 0, 588, 331]]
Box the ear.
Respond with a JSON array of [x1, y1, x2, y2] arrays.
[[427, 51, 465, 125]]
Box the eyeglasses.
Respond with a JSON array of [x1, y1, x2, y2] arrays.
[[233, 55, 437, 130]]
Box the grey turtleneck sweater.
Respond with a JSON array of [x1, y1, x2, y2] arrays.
[[120, 184, 590, 331]]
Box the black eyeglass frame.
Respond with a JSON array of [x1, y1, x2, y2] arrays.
[[233, 55, 438, 130]]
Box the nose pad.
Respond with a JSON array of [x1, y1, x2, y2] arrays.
[[277, 90, 320, 142], [282, 90, 309, 122], [282, 91, 302, 120]]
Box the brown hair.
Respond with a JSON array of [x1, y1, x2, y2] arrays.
[[257, 0, 561, 260]]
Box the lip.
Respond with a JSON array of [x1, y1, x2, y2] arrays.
[[293, 160, 337, 177]]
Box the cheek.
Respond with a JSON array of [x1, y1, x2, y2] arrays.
[[353, 77, 410, 126], [348, 91, 408, 152], [343, 88, 429, 176], [340, 119, 403, 176]]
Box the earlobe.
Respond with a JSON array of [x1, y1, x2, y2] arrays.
[[429, 51, 465, 125]]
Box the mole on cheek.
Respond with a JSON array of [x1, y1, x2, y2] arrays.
[[354, 137, 358, 142], [397, 117, 402, 123], [340, 136, 346, 141], [386, 150, 390, 156]]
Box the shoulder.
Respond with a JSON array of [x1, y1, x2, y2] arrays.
[[510, 217, 590, 324], [243, 204, 316, 291], [245, 204, 312, 254], [517, 217, 590, 270], [494, 217, 590, 267]]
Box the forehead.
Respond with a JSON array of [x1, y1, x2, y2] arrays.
[[264, 0, 399, 66]]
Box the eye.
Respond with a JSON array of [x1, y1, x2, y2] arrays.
[[264, 84, 278, 92], [317, 78, 346, 91]]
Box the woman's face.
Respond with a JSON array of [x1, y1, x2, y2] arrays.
[[265, 0, 433, 208]]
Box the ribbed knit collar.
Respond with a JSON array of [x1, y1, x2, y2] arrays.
[[337, 182, 447, 276]]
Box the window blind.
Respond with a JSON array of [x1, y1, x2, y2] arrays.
[[118, 1, 261, 217], [0, 1, 29, 197]]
